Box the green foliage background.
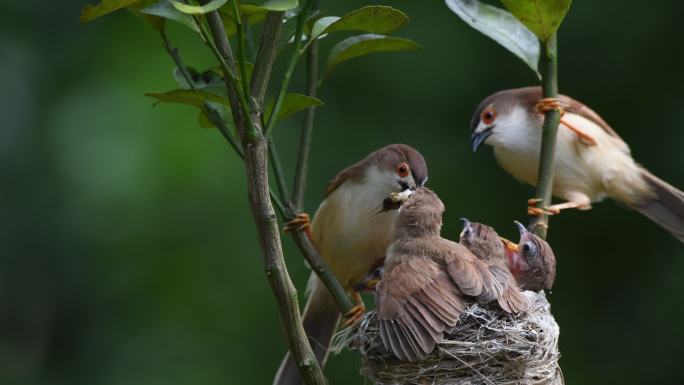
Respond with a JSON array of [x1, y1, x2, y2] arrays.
[[2, 0, 684, 384]]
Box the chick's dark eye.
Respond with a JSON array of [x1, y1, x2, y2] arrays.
[[522, 242, 537, 257]]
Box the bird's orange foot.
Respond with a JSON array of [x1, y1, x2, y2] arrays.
[[527, 199, 560, 216], [342, 303, 366, 327], [283, 213, 310, 233], [535, 98, 565, 116]]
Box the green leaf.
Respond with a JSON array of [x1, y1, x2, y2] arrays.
[[141, 0, 199, 32], [170, 0, 227, 14], [500, 0, 572, 41], [325, 34, 419, 76], [445, 0, 540, 77], [127, 0, 165, 32], [265, 94, 324, 122], [241, 0, 298, 13], [310, 16, 339, 39], [146, 89, 230, 108], [310, 6, 408, 40], [198, 102, 232, 128], [80, 0, 142, 22]]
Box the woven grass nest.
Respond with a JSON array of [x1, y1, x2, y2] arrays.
[[338, 290, 561, 385]]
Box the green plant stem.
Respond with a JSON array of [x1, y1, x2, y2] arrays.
[[263, 0, 314, 136], [529, 34, 561, 239], [268, 140, 290, 202], [229, 0, 251, 101], [292, 30, 319, 210], [197, 12, 258, 138]]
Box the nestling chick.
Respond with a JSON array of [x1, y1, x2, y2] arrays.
[[470, 86, 684, 242], [376, 188, 513, 361], [459, 218, 529, 312], [506, 221, 557, 291]]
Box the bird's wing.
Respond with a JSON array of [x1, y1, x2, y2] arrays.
[[490, 265, 529, 313], [323, 164, 363, 197], [558, 94, 624, 141], [376, 257, 463, 361], [437, 239, 504, 303]]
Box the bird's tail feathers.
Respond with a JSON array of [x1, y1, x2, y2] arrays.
[[630, 169, 684, 243], [272, 275, 341, 385]]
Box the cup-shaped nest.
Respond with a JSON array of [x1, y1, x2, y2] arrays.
[[346, 291, 562, 385]]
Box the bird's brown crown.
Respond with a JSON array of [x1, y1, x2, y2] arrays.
[[393, 187, 445, 238]]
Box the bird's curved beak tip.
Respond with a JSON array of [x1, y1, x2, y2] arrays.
[[513, 220, 528, 235], [470, 127, 493, 152], [459, 217, 471, 227]]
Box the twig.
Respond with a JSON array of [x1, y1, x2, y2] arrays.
[[251, 12, 285, 106], [263, 0, 314, 136], [291, 231, 355, 312], [292, 21, 320, 210], [202, 8, 327, 385], [269, 139, 290, 202], [230, 0, 251, 101], [199, 12, 258, 138], [529, 35, 561, 239]]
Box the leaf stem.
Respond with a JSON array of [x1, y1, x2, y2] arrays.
[[230, 0, 251, 101], [529, 34, 560, 239], [269, 139, 290, 202], [292, 25, 319, 210]]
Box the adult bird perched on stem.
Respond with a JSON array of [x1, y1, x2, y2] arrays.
[[274, 144, 428, 385], [469, 86, 684, 242], [375, 188, 523, 362]]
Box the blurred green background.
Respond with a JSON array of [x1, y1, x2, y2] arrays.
[[2, 0, 684, 384]]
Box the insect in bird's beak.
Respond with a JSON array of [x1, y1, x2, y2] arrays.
[[470, 125, 494, 152], [377, 188, 415, 214]]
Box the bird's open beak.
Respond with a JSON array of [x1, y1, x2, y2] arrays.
[[354, 278, 381, 292], [501, 237, 519, 253], [513, 220, 529, 235], [470, 126, 493, 152]]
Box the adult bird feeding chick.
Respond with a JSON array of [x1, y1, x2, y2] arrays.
[[470, 86, 684, 242], [274, 144, 428, 385], [505, 221, 557, 292], [375, 188, 523, 362]]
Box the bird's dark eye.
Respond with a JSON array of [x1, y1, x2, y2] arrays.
[[395, 162, 410, 178], [481, 107, 497, 125], [522, 241, 537, 258]]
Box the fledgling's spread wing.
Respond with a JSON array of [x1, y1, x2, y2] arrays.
[[437, 238, 504, 302], [376, 256, 463, 361]]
